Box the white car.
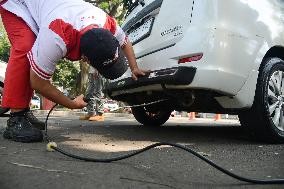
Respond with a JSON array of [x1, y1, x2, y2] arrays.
[[30, 95, 41, 110], [103, 100, 119, 112], [106, 0, 284, 142], [0, 60, 7, 105]]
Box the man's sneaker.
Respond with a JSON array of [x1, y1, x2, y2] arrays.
[[3, 115, 43, 143], [89, 115, 105, 121], [26, 110, 45, 130]]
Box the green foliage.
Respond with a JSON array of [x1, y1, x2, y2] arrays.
[[52, 59, 80, 96], [86, 0, 129, 23], [98, 2, 109, 11], [0, 25, 10, 63], [122, 0, 133, 10]]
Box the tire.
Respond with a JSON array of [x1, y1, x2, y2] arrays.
[[0, 81, 9, 116], [132, 107, 172, 126], [238, 58, 284, 143]]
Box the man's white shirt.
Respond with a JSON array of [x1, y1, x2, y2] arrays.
[[1, 0, 128, 80]]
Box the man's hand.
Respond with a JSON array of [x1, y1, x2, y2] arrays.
[[131, 68, 151, 81], [122, 42, 151, 80], [30, 70, 87, 109], [72, 94, 87, 109]]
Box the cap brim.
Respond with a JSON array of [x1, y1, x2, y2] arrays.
[[97, 48, 128, 80]]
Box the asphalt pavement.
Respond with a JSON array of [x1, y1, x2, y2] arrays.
[[0, 112, 283, 189]]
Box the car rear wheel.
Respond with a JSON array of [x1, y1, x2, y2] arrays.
[[132, 107, 172, 126], [238, 58, 284, 143]]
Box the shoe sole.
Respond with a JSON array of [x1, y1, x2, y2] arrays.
[[29, 122, 45, 130], [88, 116, 105, 121], [32, 124, 45, 130], [3, 130, 43, 143]]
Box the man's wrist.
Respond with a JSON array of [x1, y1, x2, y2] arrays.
[[130, 66, 139, 72]]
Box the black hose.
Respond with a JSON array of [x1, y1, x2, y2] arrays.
[[45, 104, 284, 185]]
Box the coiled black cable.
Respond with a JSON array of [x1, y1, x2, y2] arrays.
[[44, 104, 284, 185]]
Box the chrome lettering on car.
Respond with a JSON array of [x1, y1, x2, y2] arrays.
[[161, 25, 183, 37]]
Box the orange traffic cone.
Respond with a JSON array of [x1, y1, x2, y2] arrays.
[[214, 114, 221, 121], [188, 112, 196, 120]]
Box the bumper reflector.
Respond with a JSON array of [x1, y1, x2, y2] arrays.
[[178, 53, 203, 64]]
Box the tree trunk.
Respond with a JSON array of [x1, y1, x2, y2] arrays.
[[77, 60, 89, 95]]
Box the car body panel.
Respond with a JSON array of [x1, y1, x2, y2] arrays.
[[108, 0, 284, 110], [0, 60, 7, 84]]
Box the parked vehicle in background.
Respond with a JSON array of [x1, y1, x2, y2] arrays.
[[106, 0, 284, 142], [30, 95, 41, 110], [103, 100, 119, 112], [0, 60, 7, 106]]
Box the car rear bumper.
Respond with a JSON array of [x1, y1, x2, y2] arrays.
[[105, 66, 196, 96]]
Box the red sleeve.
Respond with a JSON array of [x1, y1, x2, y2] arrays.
[[103, 15, 117, 35], [49, 19, 81, 60], [103, 15, 128, 47]]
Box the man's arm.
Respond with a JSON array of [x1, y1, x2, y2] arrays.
[[30, 70, 87, 109], [28, 27, 87, 109], [112, 22, 149, 80], [122, 41, 150, 80]]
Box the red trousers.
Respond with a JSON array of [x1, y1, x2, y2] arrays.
[[0, 7, 36, 109]]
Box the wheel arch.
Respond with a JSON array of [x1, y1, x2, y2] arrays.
[[259, 45, 284, 72]]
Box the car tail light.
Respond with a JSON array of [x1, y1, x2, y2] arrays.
[[178, 53, 203, 64]]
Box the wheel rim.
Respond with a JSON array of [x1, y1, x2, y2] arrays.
[[268, 70, 284, 131]]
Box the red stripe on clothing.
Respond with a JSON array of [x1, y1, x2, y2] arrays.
[[30, 51, 51, 78], [28, 51, 51, 80], [28, 52, 50, 80], [103, 15, 117, 35], [49, 19, 77, 51], [80, 24, 99, 35], [0, 0, 8, 5], [49, 19, 81, 61]]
